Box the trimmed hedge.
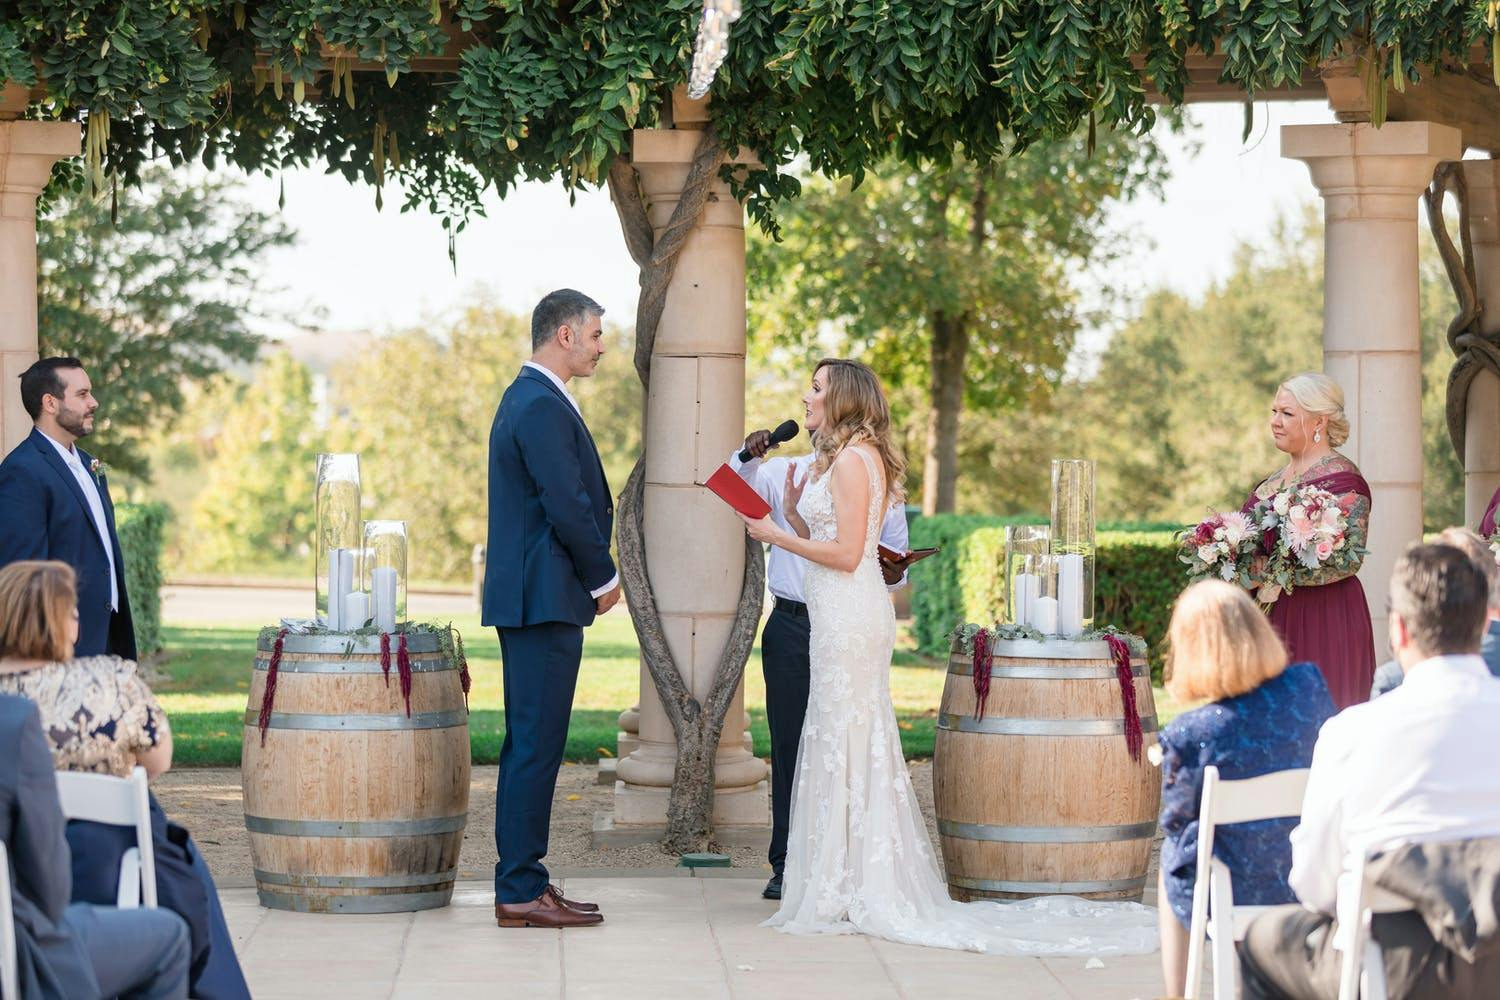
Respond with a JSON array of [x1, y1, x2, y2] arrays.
[[116, 502, 167, 657], [908, 514, 1181, 681]]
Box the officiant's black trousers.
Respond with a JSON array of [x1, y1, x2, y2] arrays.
[[494, 622, 584, 904], [762, 600, 812, 877]]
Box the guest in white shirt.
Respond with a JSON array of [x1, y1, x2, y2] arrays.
[[732, 424, 911, 901], [1238, 541, 1500, 999], [0, 358, 135, 659]]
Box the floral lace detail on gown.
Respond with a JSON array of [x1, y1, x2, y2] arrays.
[[763, 446, 1157, 955]]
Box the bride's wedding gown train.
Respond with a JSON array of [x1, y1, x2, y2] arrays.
[[764, 448, 1157, 955]]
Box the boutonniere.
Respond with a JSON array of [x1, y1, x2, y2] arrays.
[[89, 458, 107, 481]]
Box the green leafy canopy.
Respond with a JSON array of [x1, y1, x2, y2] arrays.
[[1, 2, 1493, 231]]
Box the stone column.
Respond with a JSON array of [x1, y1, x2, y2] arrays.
[[1283, 121, 1463, 654], [1459, 161, 1500, 527], [0, 87, 80, 454], [607, 106, 768, 836]]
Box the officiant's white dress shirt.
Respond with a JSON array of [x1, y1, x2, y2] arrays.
[[730, 449, 909, 604], [40, 429, 118, 611], [1289, 653, 1500, 915], [520, 362, 618, 599]]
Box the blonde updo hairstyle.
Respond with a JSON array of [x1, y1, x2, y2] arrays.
[[810, 358, 907, 508], [1279, 372, 1350, 448]]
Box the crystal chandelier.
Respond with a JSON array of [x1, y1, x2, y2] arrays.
[[687, 0, 742, 100]]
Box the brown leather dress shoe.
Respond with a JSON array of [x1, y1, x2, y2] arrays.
[[546, 884, 599, 913], [496, 890, 604, 928]]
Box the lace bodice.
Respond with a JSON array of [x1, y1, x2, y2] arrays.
[[797, 447, 884, 558]]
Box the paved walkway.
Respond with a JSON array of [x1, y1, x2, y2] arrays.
[[225, 874, 1181, 999]]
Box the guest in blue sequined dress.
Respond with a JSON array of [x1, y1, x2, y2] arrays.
[[1156, 580, 1336, 997]]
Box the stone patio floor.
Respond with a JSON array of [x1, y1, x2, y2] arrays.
[[224, 871, 1193, 999]]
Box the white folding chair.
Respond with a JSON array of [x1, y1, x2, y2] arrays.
[[54, 766, 156, 909], [1, 841, 17, 1000], [1334, 846, 1417, 1000], [1184, 765, 1311, 1000]]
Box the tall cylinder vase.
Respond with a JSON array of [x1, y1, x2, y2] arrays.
[[315, 454, 362, 630], [363, 520, 409, 634], [1050, 459, 1096, 636]]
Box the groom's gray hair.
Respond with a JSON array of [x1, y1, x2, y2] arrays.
[[531, 289, 605, 350]]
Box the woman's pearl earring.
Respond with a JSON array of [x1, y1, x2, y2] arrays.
[[1313, 430, 1322, 444]]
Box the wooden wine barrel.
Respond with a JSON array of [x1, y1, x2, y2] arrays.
[[241, 630, 470, 913], [933, 637, 1160, 902]]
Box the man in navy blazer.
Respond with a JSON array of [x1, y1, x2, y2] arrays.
[[0, 358, 135, 659], [484, 289, 620, 929]]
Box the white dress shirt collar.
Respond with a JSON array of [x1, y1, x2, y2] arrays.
[[522, 361, 581, 415]]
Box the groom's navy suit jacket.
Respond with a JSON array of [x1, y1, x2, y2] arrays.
[[482, 367, 615, 628], [0, 429, 135, 660]]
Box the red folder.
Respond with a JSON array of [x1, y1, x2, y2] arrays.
[[705, 464, 772, 519]]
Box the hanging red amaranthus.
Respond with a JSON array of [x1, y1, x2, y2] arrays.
[[1104, 633, 1143, 762], [397, 633, 413, 718], [379, 632, 392, 687], [454, 629, 471, 712], [971, 627, 994, 719], [257, 627, 288, 747]]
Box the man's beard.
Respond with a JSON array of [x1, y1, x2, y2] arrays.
[[56, 405, 92, 438]]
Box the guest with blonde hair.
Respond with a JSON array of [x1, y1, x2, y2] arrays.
[[1155, 580, 1336, 996], [0, 560, 250, 999], [1240, 371, 1376, 709]]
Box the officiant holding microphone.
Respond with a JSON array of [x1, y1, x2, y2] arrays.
[[731, 419, 914, 900]]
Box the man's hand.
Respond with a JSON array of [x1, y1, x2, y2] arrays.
[[595, 582, 623, 615], [742, 429, 776, 460], [879, 553, 913, 586]]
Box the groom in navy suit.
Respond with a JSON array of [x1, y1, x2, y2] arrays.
[[0, 357, 135, 659], [484, 289, 620, 929]]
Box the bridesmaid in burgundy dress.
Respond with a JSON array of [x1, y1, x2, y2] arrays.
[[1481, 486, 1499, 538], [1241, 372, 1376, 710]]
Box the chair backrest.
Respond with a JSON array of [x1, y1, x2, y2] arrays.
[[53, 767, 156, 909], [0, 840, 17, 1000], [1202, 766, 1310, 828]]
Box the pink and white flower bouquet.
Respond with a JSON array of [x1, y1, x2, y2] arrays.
[[1250, 484, 1365, 605], [1177, 510, 1260, 587]]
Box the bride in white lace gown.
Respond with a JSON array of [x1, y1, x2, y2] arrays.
[[739, 359, 1156, 956]]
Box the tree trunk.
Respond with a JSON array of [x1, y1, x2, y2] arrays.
[[921, 167, 988, 516], [922, 310, 967, 514]]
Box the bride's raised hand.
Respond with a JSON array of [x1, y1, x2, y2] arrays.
[[783, 465, 807, 521]]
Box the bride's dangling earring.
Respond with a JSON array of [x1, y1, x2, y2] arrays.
[[1314, 430, 1321, 444]]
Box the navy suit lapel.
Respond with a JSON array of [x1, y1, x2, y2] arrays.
[[28, 431, 107, 556], [76, 444, 119, 538], [519, 368, 608, 483]]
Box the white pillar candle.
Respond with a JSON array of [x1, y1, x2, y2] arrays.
[[372, 566, 399, 633], [327, 547, 354, 631], [1058, 553, 1084, 636], [343, 591, 370, 630], [1031, 595, 1059, 636], [1013, 572, 1037, 627]]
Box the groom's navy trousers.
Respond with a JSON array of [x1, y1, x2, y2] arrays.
[[762, 599, 813, 877], [483, 365, 615, 905]]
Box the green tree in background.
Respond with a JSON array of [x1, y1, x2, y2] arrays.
[[333, 301, 642, 581], [748, 130, 1172, 514], [189, 353, 318, 569], [38, 166, 294, 477]]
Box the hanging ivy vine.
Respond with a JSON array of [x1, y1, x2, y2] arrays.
[[3, 2, 1498, 233]]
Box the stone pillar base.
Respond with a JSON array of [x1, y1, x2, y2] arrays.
[[607, 778, 771, 829], [591, 806, 771, 851]]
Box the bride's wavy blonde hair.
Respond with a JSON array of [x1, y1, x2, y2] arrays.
[[810, 359, 907, 507]]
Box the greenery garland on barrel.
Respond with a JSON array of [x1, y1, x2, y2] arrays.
[[948, 621, 1148, 762], [254, 620, 471, 745]]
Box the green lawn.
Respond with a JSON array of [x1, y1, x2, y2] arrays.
[[153, 613, 1183, 767]]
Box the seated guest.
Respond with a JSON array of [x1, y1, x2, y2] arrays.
[[1155, 580, 1336, 997], [2, 692, 191, 999], [0, 560, 251, 1000], [1372, 527, 1500, 697], [1238, 543, 1500, 999]]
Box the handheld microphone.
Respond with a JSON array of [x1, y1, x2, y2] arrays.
[[739, 419, 800, 462]]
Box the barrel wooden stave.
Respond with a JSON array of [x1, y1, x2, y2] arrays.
[[241, 636, 470, 913], [934, 642, 1161, 902]]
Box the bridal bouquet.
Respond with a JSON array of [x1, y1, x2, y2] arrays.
[[1178, 510, 1259, 587], [1250, 484, 1364, 605]]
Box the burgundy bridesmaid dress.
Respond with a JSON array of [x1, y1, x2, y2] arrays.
[[1482, 486, 1499, 538], [1243, 468, 1377, 710]]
